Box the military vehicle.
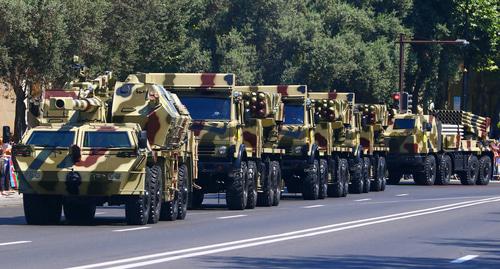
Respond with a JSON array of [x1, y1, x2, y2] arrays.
[[13, 76, 196, 225], [356, 104, 390, 192], [385, 109, 493, 185], [307, 92, 365, 196], [129, 73, 282, 210]]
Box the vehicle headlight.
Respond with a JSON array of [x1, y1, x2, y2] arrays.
[[293, 146, 303, 154], [217, 146, 228, 156], [108, 173, 121, 181]]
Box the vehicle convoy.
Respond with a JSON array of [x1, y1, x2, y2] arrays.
[[12, 75, 197, 225], [356, 103, 390, 192], [130, 73, 284, 210], [385, 109, 494, 185]]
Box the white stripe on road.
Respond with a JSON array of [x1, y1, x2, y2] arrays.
[[95, 212, 106, 215], [68, 196, 500, 269], [0, 241, 31, 246], [396, 194, 409, 197], [302, 205, 324, 209], [217, 215, 247, 220], [450, 255, 479, 263], [354, 198, 372, 202], [112, 227, 150, 232]]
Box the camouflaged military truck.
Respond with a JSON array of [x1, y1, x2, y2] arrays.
[[356, 104, 391, 192], [307, 92, 366, 197], [13, 76, 196, 225], [129, 73, 281, 210], [385, 110, 493, 186]]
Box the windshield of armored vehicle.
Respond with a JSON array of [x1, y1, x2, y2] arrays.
[[27, 131, 75, 147], [283, 103, 304, 124], [179, 96, 231, 120], [393, 118, 416, 129], [84, 131, 132, 148]]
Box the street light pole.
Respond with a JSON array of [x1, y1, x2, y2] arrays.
[[396, 35, 469, 113]]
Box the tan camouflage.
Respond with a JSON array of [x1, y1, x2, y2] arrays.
[[356, 104, 390, 155]]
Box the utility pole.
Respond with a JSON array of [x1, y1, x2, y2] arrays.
[[462, 0, 470, 111]]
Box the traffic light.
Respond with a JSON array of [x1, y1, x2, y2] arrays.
[[391, 93, 400, 110], [401, 92, 413, 113]]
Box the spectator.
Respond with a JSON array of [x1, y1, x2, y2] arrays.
[[1, 138, 13, 195]]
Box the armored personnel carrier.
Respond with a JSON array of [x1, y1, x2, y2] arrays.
[[385, 109, 493, 185]]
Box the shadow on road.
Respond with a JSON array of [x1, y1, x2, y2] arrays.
[[431, 238, 500, 256], [200, 254, 499, 269]]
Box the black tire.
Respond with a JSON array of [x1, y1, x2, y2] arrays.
[[318, 159, 328, 199], [246, 161, 258, 209], [387, 170, 401, 185], [362, 157, 371, 193], [414, 155, 436, 185], [125, 167, 152, 225], [271, 161, 281, 206], [327, 158, 341, 198], [257, 160, 274, 207], [370, 156, 382, 191], [435, 154, 452, 185], [177, 164, 189, 220], [63, 199, 96, 224], [24, 194, 62, 225], [148, 165, 162, 224], [477, 156, 492, 185], [348, 160, 363, 194], [226, 161, 248, 210], [302, 159, 320, 200], [458, 155, 479, 185]]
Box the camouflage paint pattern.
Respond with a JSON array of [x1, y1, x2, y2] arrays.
[[13, 124, 147, 196], [356, 104, 390, 155]]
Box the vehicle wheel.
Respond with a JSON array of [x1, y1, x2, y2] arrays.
[[414, 155, 436, 185], [148, 165, 162, 224], [302, 159, 319, 200], [271, 161, 281, 206], [379, 157, 387, 191], [327, 158, 342, 198], [226, 161, 248, 210], [362, 157, 371, 193], [477, 156, 492, 185], [387, 170, 401, 185], [348, 160, 363, 194], [435, 154, 452, 185], [318, 159, 328, 199], [63, 199, 96, 225], [370, 156, 382, 191], [458, 155, 479, 185], [335, 158, 349, 197], [246, 161, 258, 209], [177, 164, 189, 220], [257, 160, 274, 207], [24, 194, 62, 225], [125, 167, 152, 225]]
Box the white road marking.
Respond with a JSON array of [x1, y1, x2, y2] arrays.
[[68, 196, 500, 269], [450, 255, 479, 263], [0, 241, 31, 246], [112, 227, 151, 233], [217, 215, 247, 220], [396, 194, 409, 197], [302, 205, 324, 209], [95, 212, 106, 215], [354, 198, 372, 202]]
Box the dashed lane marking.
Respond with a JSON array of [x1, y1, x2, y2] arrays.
[[302, 205, 325, 209], [396, 194, 409, 197], [112, 227, 151, 232], [95, 212, 106, 215], [354, 198, 372, 202], [0, 241, 31, 246], [217, 215, 247, 220], [450, 255, 479, 263]]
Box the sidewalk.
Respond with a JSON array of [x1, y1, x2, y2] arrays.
[[0, 192, 23, 207]]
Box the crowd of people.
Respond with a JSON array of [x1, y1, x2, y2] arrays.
[[0, 136, 17, 196]]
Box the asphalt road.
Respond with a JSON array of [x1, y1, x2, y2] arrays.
[[1, 179, 499, 269]]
